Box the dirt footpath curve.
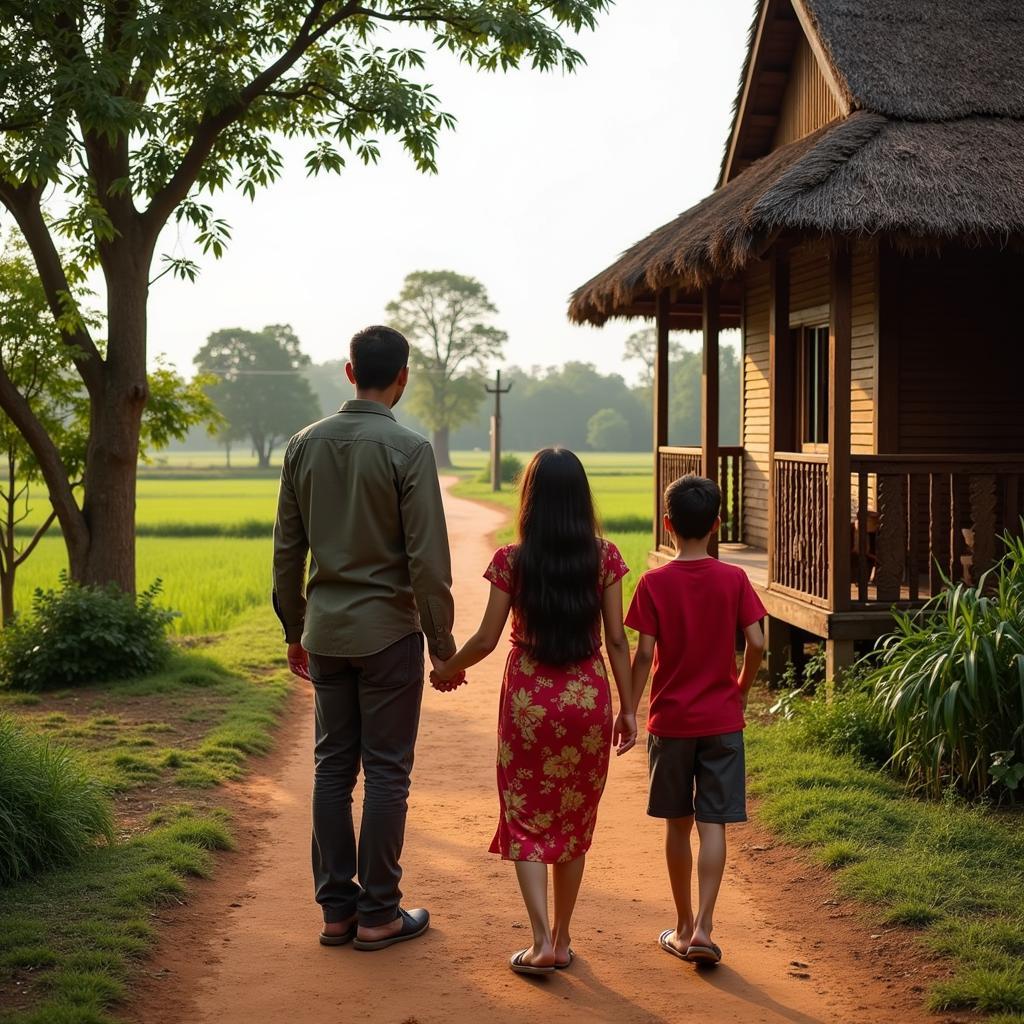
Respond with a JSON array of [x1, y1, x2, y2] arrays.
[[127, 479, 941, 1024]]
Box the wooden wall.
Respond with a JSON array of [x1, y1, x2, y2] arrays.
[[892, 247, 1024, 453], [772, 34, 843, 150], [742, 240, 878, 549]]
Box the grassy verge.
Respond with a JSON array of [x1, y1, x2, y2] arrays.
[[747, 704, 1024, 1022], [0, 605, 293, 1024]]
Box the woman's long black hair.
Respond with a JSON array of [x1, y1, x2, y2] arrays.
[[514, 447, 601, 666]]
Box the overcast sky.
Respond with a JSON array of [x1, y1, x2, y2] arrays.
[[144, 1, 751, 384]]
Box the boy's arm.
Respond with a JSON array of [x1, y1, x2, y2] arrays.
[[738, 620, 765, 709], [629, 632, 656, 714]]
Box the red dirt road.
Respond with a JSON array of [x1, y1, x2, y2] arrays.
[[127, 481, 940, 1024]]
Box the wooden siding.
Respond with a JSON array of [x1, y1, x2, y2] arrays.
[[772, 33, 843, 150], [851, 240, 876, 456], [893, 247, 1024, 453], [743, 260, 771, 548], [790, 241, 829, 315]]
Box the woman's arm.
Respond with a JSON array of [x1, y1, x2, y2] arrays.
[[602, 579, 636, 755], [432, 583, 512, 682]]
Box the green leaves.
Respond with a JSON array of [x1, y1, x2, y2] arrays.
[[866, 530, 1024, 800]]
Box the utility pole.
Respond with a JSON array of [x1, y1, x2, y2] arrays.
[[485, 369, 513, 492]]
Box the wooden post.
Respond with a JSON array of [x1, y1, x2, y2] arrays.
[[653, 290, 670, 553], [702, 283, 720, 559], [485, 370, 512, 492], [768, 245, 792, 586], [827, 240, 854, 677], [765, 615, 795, 688]]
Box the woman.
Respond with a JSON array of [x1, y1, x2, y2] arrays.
[[432, 447, 636, 975]]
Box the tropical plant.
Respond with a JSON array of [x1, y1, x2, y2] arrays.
[[0, 1, 608, 592], [0, 713, 113, 884], [478, 453, 523, 485], [0, 574, 175, 691], [866, 532, 1024, 799]]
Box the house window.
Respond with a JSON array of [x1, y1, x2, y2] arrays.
[[799, 324, 829, 450]]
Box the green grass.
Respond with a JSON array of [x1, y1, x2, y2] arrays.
[[747, 708, 1024, 1017], [0, 606, 293, 1023]]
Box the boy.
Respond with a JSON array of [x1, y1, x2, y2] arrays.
[[621, 474, 765, 965]]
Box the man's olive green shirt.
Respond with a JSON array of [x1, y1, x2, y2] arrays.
[[272, 400, 456, 659]]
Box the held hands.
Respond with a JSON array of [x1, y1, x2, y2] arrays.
[[287, 642, 311, 682], [429, 651, 467, 693], [613, 711, 637, 756]]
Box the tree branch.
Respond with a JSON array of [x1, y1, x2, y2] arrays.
[[14, 508, 59, 567]]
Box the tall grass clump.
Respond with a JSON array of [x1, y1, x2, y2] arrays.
[[0, 574, 175, 690], [865, 533, 1024, 800], [0, 714, 113, 884]]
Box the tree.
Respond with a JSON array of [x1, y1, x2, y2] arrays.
[[194, 325, 317, 469], [0, 2, 608, 591], [387, 270, 506, 466], [624, 328, 684, 389], [586, 408, 631, 451], [0, 240, 218, 623]]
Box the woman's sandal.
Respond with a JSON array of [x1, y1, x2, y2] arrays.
[[510, 949, 556, 975], [659, 930, 691, 962], [685, 942, 723, 965], [554, 949, 575, 970]]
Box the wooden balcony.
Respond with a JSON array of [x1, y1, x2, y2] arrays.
[[655, 446, 1024, 638]]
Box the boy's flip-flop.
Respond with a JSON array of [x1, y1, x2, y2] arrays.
[[686, 942, 723, 965], [510, 949, 556, 976], [352, 908, 430, 951], [554, 949, 575, 970], [659, 930, 691, 962], [318, 923, 356, 946]]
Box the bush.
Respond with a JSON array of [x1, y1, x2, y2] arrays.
[[477, 453, 523, 485], [0, 575, 176, 691], [865, 532, 1024, 800], [0, 713, 113, 884]]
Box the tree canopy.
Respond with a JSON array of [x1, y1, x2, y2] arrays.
[[386, 269, 506, 466], [0, 0, 609, 589], [194, 325, 318, 468]]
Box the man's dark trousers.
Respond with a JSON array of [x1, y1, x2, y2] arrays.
[[308, 632, 424, 927]]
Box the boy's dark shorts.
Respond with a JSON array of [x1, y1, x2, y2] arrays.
[[647, 731, 747, 823]]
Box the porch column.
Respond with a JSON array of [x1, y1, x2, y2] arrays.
[[653, 290, 670, 553], [767, 244, 792, 588], [702, 283, 720, 558], [827, 240, 854, 680]]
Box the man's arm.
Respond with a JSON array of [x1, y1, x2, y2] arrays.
[[272, 444, 309, 649], [400, 442, 456, 661]]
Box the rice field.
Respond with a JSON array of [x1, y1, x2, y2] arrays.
[[11, 451, 654, 637]]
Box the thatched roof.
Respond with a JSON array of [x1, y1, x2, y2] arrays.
[[569, 0, 1024, 326]]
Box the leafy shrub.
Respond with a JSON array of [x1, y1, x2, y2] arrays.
[[865, 533, 1024, 799], [477, 453, 523, 485], [0, 574, 176, 691], [0, 713, 113, 884]]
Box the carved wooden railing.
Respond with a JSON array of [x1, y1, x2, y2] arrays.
[[656, 446, 743, 550], [772, 453, 829, 605], [850, 455, 1024, 606]]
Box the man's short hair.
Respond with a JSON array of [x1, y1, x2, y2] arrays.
[[665, 474, 721, 539], [349, 325, 409, 390]]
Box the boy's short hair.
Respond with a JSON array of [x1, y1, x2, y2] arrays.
[[350, 325, 409, 389], [665, 474, 721, 539]]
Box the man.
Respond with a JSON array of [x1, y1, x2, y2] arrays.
[[272, 324, 456, 951]]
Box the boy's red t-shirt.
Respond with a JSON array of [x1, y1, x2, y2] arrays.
[[625, 557, 766, 738]]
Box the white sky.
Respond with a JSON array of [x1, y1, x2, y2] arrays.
[[142, 1, 752, 384]]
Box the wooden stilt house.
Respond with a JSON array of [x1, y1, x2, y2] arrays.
[[569, 0, 1024, 681]]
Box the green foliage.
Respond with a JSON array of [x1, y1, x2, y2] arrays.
[[389, 271, 507, 459], [747, 715, 1024, 1014], [586, 407, 631, 451], [477, 453, 523, 485], [865, 533, 1024, 799], [0, 714, 113, 885], [194, 324, 318, 467], [0, 576, 175, 691]]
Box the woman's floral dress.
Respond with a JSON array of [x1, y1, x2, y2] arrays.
[[484, 540, 629, 864]]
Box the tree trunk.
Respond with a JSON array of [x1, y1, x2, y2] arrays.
[[0, 570, 13, 626], [75, 261, 149, 592], [432, 426, 452, 468]]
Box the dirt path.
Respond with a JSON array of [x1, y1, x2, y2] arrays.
[[128, 480, 939, 1024]]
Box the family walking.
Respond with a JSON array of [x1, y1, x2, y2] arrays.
[[272, 325, 766, 975]]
